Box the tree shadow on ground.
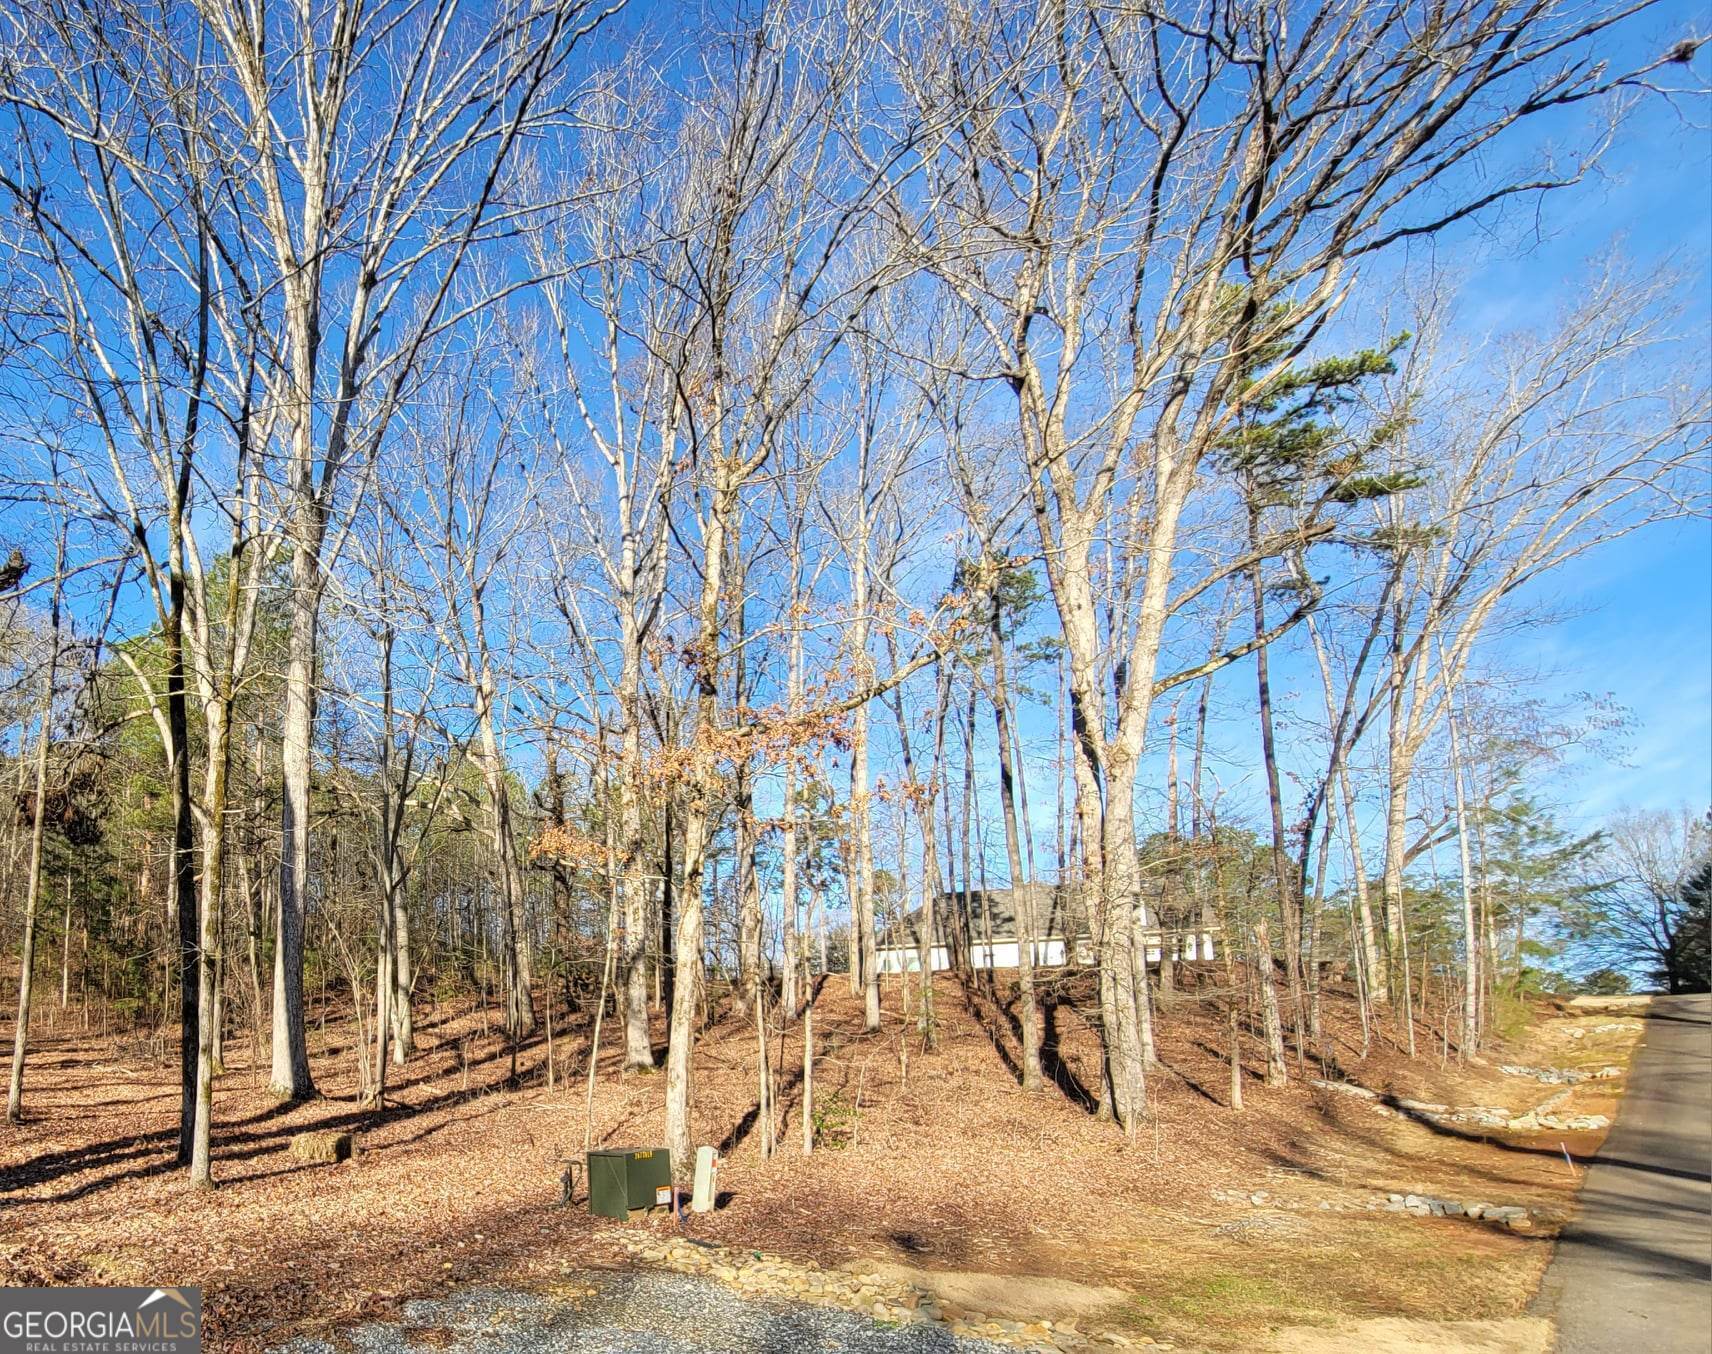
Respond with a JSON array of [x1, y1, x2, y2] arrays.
[[1040, 997, 1098, 1111], [1, 1019, 578, 1208]]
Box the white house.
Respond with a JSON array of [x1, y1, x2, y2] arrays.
[[875, 884, 1217, 974]]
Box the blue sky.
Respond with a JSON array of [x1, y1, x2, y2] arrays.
[[1525, 522, 1711, 823], [2, 0, 1705, 876], [977, 8, 1712, 877], [1423, 5, 1712, 825]]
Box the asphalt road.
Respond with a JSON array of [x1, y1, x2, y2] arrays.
[[1534, 994, 1712, 1353]]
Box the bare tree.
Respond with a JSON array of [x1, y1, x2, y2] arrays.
[[657, 0, 953, 1177], [180, 0, 619, 1097], [5, 518, 65, 1122], [330, 493, 464, 1090], [524, 55, 687, 1068], [395, 351, 545, 1039], [893, 0, 1696, 1133], [1366, 271, 1706, 1022], [821, 327, 938, 1032], [0, 5, 281, 1172], [1568, 809, 1711, 994]]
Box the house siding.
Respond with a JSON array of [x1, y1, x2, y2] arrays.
[[876, 930, 1216, 972]]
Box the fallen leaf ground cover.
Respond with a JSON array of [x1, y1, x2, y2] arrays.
[[0, 970, 1641, 1351]]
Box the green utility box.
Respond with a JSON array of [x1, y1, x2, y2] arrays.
[[587, 1147, 673, 1220]]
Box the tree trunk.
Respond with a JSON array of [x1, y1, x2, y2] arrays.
[[882, 637, 943, 1046], [389, 875, 413, 1063], [6, 544, 62, 1123], [1378, 597, 1419, 1007], [167, 569, 199, 1160], [729, 522, 762, 1023], [190, 691, 233, 1184], [583, 877, 621, 1153], [271, 553, 318, 1099], [988, 577, 1041, 1091], [754, 982, 772, 1159], [960, 680, 979, 979], [666, 794, 708, 1178], [1248, 502, 1303, 1062], [1159, 715, 1181, 992], [660, 790, 675, 1015], [665, 477, 736, 1182], [1128, 883, 1159, 1068], [849, 685, 879, 1031], [1225, 947, 1245, 1113], [1253, 917, 1287, 1086], [1337, 762, 1383, 1003], [243, 738, 266, 1061], [191, 517, 251, 1183], [941, 706, 967, 975], [780, 766, 799, 1021], [801, 887, 818, 1156], [1098, 756, 1149, 1131], [475, 669, 534, 1039], [619, 644, 655, 1069], [383, 637, 413, 1066], [735, 762, 761, 1018], [372, 899, 392, 1106], [780, 558, 805, 1022], [1443, 669, 1480, 1059]]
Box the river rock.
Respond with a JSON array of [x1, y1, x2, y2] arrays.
[[1311, 1078, 1378, 1099]]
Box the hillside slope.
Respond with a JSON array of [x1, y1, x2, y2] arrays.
[[0, 971, 1642, 1350]]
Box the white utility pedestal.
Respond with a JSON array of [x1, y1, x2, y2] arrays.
[[691, 1146, 718, 1213]]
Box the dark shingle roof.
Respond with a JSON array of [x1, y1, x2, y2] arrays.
[[877, 883, 1089, 950]]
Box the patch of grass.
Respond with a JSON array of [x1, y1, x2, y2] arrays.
[[1113, 1218, 1547, 1350], [1488, 990, 1538, 1041], [1126, 1268, 1337, 1343]]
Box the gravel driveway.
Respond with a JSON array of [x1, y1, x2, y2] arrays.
[[273, 1268, 1016, 1354]]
